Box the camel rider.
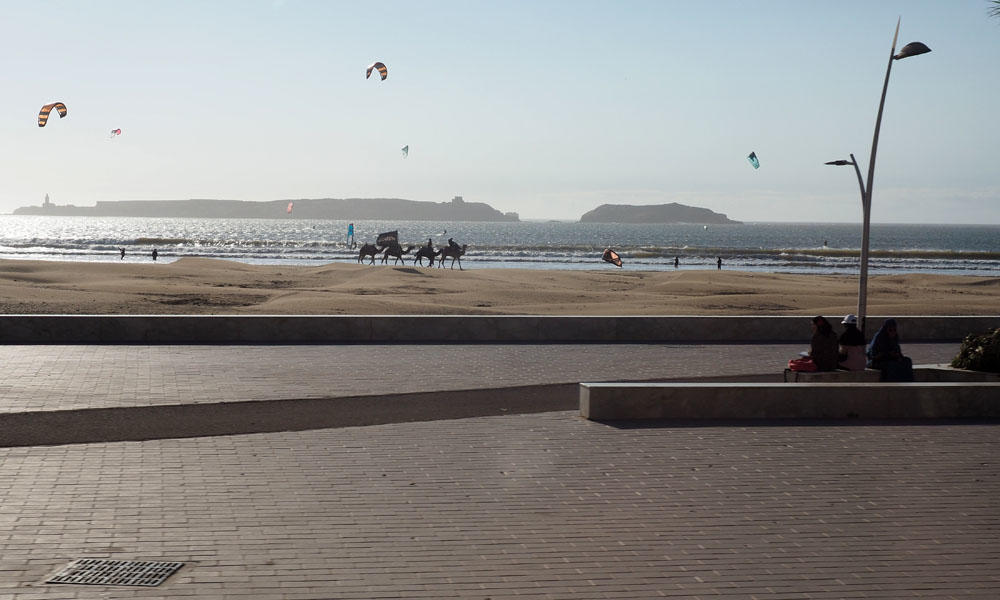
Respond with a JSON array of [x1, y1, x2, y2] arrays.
[[448, 237, 459, 250], [427, 238, 434, 249]]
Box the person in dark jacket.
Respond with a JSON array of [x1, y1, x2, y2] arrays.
[[809, 315, 839, 371], [867, 318, 914, 381]]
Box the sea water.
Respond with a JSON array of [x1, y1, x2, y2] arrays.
[[0, 215, 997, 276]]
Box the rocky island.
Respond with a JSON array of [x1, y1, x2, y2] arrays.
[[13, 195, 520, 222], [579, 202, 740, 224]]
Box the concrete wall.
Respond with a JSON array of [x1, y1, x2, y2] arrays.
[[581, 382, 1000, 420], [0, 315, 996, 344]]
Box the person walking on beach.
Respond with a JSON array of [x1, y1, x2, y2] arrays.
[[152, 248, 158, 261], [717, 257, 722, 270], [347, 223, 355, 248], [119, 247, 125, 260], [674, 256, 679, 268]]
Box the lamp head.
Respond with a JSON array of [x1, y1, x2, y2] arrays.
[[825, 160, 854, 166], [894, 42, 931, 60]]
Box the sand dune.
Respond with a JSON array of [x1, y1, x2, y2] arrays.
[[0, 257, 996, 316]]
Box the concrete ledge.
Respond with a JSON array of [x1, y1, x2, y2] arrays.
[[580, 382, 1000, 420], [911, 365, 1000, 382], [784, 365, 1000, 383], [1, 315, 996, 344], [784, 369, 882, 382], [0, 383, 580, 448], [0, 373, 784, 448]]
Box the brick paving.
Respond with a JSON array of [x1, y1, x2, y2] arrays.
[[2, 413, 998, 599], [2, 341, 998, 598]]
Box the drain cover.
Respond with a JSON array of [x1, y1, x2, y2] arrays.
[[46, 559, 184, 587]]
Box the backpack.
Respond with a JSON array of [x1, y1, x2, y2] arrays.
[[788, 357, 818, 372]]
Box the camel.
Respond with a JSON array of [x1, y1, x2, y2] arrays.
[[381, 244, 415, 265], [413, 246, 440, 267], [437, 244, 467, 270], [357, 243, 379, 265]]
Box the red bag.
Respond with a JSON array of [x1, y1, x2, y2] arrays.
[[788, 357, 817, 372]]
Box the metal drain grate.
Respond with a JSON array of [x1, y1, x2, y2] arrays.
[[46, 559, 184, 587]]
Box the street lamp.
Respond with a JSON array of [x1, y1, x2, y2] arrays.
[[826, 18, 929, 336]]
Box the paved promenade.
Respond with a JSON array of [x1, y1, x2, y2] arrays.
[[0, 343, 960, 413], [2, 342, 998, 598]]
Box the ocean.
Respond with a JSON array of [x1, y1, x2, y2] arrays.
[[0, 215, 997, 276]]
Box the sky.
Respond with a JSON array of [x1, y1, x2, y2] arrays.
[[1, 0, 998, 224]]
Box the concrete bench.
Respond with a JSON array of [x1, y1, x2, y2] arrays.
[[783, 365, 999, 383], [912, 365, 1000, 382], [783, 368, 882, 383], [580, 381, 1000, 420]]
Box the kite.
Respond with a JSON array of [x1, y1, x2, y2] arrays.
[[366, 61, 388, 81], [109, 128, 122, 139], [38, 102, 68, 127], [747, 152, 759, 169], [286, 201, 294, 214], [602, 248, 623, 268], [401, 145, 409, 158]]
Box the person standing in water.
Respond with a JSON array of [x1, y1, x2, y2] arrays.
[[152, 249, 158, 261], [119, 247, 125, 260], [674, 256, 679, 268]]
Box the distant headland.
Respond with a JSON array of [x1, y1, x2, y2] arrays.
[[13, 195, 739, 224], [13, 195, 520, 222], [579, 202, 740, 224]]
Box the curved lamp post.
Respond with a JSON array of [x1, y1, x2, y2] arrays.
[[826, 18, 930, 336]]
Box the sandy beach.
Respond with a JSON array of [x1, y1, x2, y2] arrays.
[[0, 257, 996, 316]]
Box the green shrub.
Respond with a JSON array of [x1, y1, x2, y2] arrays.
[[951, 327, 1000, 373]]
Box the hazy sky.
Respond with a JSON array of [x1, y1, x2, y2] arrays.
[[1, 0, 998, 223]]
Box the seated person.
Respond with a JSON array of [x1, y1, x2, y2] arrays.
[[448, 237, 460, 250], [837, 314, 867, 371], [788, 316, 838, 372], [808, 315, 840, 371], [867, 318, 914, 381]]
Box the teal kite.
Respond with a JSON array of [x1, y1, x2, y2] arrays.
[[747, 152, 759, 169]]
